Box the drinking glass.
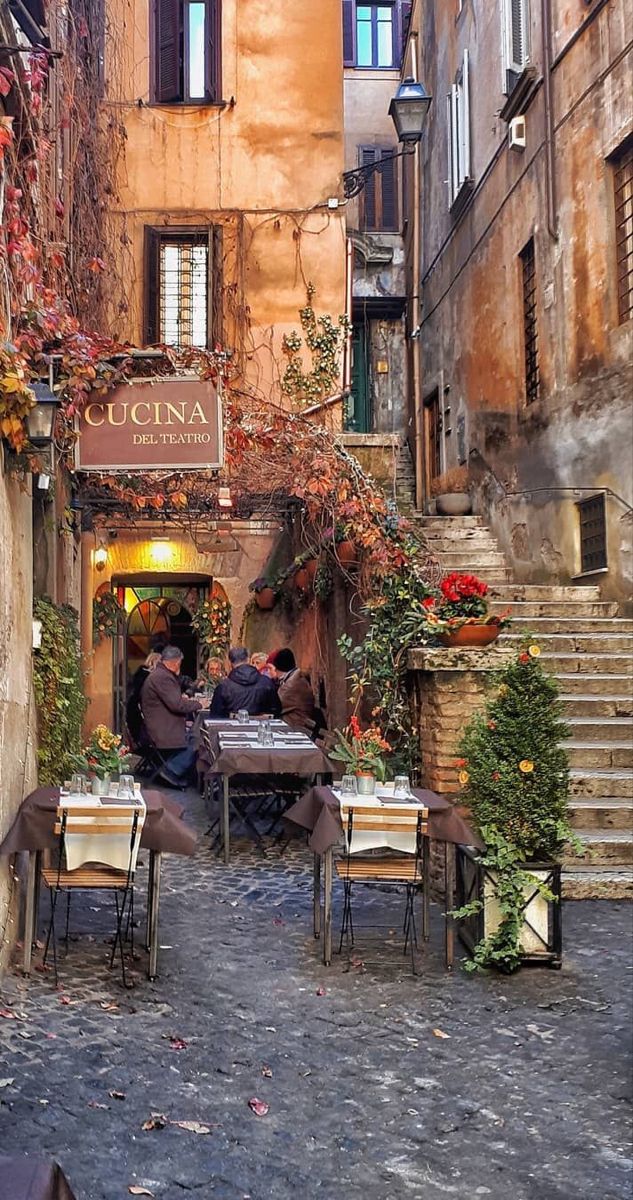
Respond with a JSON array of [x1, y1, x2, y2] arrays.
[[237, 709, 250, 725], [262, 725, 274, 747], [257, 719, 271, 745], [394, 775, 411, 799], [70, 773, 87, 797], [340, 774, 358, 798], [118, 774, 135, 800]]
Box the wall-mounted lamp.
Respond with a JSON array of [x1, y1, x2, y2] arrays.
[[218, 486, 233, 509], [148, 539, 173, 565], [343, 77, 432, 199], [25, 382, 60, 445], [94, 545, 108, 572]]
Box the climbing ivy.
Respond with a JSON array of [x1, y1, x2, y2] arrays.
[[33, 598, 87, 785]]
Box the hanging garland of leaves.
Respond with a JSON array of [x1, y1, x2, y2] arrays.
[[93, 591, 125, 644], [191, 595, 232, 659], [33, 598, 87, 785]]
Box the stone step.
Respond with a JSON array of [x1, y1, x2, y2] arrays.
[[564, 742, 633, 770], [562, 866, 633, 900], [412, 515, 485, 528], [490, 600, 620, 617], [556, 673, 633, 696], [570, 768, 633, 799], [503, 632, 633, 653], [488, 584, 602, 601], [560, 694, 633, 717], [433, 554, 509, 569], [569, 797, 633, 830], [506, 617, 633, 633], [421, 529, 500, 544], [545, 652, 633, 674], [422, 540, 502, 556], [564, 829, 633, 866], [567, 716, 633, 742]]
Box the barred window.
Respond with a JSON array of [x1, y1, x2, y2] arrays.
[[612, 137, 633, 324], [520, 237, 539, 404], [578, 494, 607, 574], [145, 226, 223, 348]]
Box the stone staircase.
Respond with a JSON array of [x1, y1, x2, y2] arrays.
[[394, 442, 417, 513], [415, 513, 633, 900]]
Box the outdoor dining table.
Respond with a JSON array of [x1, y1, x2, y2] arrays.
[[0, 1156, 77, 1200], [284, 784, 482, 969], [0, 787, 197, 980], [203, 724, 332, 864]]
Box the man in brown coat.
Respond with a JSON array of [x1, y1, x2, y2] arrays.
[[141, 645, 205, 783], [266, 648, 322, 734]]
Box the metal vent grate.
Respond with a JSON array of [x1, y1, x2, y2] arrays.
[[578, 494, 607, 574], [520, 237, 539, 404]]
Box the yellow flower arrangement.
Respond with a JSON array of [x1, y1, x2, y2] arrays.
[[519, 759, 535, 774], [528, 645, 541, 658]]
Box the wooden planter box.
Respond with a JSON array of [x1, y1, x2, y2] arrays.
[[456, 845, 562, 968]]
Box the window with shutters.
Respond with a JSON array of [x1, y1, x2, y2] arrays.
[[447, 49, 471, 209], [151, 0, 221, 104], [343, 1, 411, 69], [145, 227, 222, 348], [520, 237, 539, 404], [502, 0, 530, 93], [611, 136, 633, 325], [358, 147, 399, 231]]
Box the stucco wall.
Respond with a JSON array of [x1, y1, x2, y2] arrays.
[[414, 0, 633, 601], [0, 465, 38, 968]]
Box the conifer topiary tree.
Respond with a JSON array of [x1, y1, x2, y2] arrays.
[[454, 640, 575, 972]]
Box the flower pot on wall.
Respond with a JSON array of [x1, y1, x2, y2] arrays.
[[305, 557, 319, 581], [255, 588, 276, 611], [336, 540, 359, 567], [435, 493, 472, 516], [439, 624, 500, 648], [294, 568, 310, 591], [456, 845, 563, 967]]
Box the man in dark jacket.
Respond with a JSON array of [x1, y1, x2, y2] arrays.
[[209, 646, 281, 718], [267, 648, 324, 735], [141, 645, 206, 783]]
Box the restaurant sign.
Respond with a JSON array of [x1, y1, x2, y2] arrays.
[[74, 376, 223, 472]]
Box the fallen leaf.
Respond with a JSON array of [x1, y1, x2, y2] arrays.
[[526, 1023, 555, 1043], [109, 1089, 126, 1100], [432, 1028, 451, 1039], [0, 1009, 15, 1019], [99, 1001, 119, 1012], [272, 917, 285, 926], [168, 1036, 187, 1050], [261, 1065, 273, 1078], [171, 1119, 215, 1134], [316, 986, 327, 996], [142, 1112, 167, 1131], [88, 1101, 109, 1110], [248, 1097, 269, 1117], [0, 1078, 14, 1088], [59, 996, 74, 1005], [128, 1189, 155, 1197]]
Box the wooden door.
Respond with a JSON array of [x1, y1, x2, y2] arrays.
[[423, 389, 442, 500]]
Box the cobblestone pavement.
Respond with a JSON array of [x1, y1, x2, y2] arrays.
[[0, 786, 631, 1200]]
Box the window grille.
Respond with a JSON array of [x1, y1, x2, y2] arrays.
[[520, 237, 539, 404], [578, 494, 607, 573], [145, 227, 221, 349], [447, 49, 470, 208], [613, 138, 633, 324]]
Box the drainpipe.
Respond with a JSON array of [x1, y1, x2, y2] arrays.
[[542, 0, 558, 240], [80, 530, 94, 728], [343, 235, 353, 393], [408, 28, 424, 512]]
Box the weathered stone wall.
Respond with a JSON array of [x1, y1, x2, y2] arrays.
[[0, 463, 38, 969]]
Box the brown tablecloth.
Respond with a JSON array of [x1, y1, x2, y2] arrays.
[[0, 1157, 77, 1200], [202, 729, 332, 780], [284, 785, 483, 854], [0, 788, 197, 857]]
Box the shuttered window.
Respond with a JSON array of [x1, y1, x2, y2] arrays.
[[447, 49, 471, 208], [502, 0, 529, 90], [578, 494, 607, 573], [342, 0, 411, 68], [520, 237, 539, 404], [152, 0, 221, 103], [145, 227, 223, 348], [612, 137, 633, 325], [358, 147, 398, 231]]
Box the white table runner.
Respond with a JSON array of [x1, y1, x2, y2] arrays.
[[335, 792, 425, 856], [60, 797, 146, 873]]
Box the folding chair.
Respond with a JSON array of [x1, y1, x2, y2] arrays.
[[135, 715, 186, 788], [336, 805, 427, 972], [41, 803, 145, 988]]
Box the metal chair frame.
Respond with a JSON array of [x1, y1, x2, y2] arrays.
[[336, 805, 427, 973], [42, 805, 142, 988]]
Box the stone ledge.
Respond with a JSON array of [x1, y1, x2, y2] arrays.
[[408, 645, 514, 672]]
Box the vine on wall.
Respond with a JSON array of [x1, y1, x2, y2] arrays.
[[33, 597, 87, 784]]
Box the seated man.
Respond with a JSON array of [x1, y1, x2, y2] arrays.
[[209, 646, 281, 718], [266, 648, 323, 734], [141, 645, 205, 784]]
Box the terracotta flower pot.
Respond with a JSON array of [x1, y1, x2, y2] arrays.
[[294, 568, 310, 591], [435, 492, 472, 516], [439, 623, 500, 648], [305, 557, 319, 581], [255, 588, 276, 611], [336, 540, 359, 567]]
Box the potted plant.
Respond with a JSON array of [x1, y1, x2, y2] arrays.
[[430, 465, 471, 516], [248, 577, 277, 611], [324, 523, 359, 568], [73, 724, 132, 795], [330, 716, 392, 795], [419, 572, 509, 647], [305, 554, 320, 581], [452, 643, 575, 971], [291, 554, 311, 591]]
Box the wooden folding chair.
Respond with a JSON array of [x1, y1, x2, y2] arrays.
[[41, 804, 144, 988], [336, 804, 428, 972]]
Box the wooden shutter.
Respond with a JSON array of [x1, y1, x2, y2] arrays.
[[379, 152, 398, 231], [155, 0, 181, 102], [206, 0, 222, 102], [396, 0, 413, 68], [504, 0, 528, 75], [360, 147, 377, 229], [459, 48, 470, 186], [343, 0, 355, 66], [144, 228, 160, 344]]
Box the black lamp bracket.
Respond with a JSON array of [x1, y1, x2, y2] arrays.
[[342, 144, 416, 200]]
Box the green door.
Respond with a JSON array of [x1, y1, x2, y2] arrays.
[[346, 323, 371, 432]]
